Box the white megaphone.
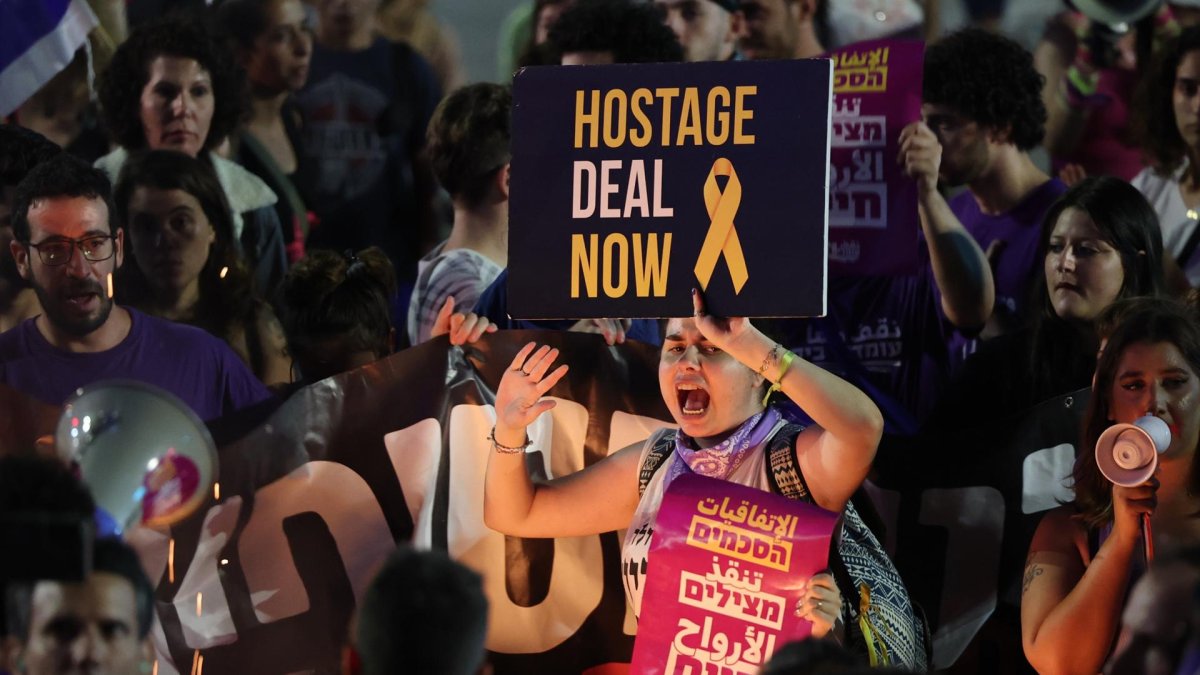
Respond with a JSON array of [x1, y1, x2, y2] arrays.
[[55, 380, 218, 532], [1095, 414, 1171, 487]]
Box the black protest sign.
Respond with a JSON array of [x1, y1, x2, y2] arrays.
[[509, 60, 832, 319]]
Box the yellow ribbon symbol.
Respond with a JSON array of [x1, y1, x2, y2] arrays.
[[694, 158, 749, 294]]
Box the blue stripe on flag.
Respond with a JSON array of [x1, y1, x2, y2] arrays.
[[0, 0, 74, 69]]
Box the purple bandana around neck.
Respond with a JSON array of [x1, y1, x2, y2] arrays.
[[664, 406, 783, 490]]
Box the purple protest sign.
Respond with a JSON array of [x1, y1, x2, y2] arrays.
[[827, 39, 924, 277], [630, 474, 839, 674]]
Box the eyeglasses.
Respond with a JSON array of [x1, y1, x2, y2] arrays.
[[24, 235, 116, 266]]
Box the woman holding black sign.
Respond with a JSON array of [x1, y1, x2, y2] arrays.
[[483, 290, 927, 669]]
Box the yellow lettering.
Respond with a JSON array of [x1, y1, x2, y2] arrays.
[[629, 88, 653, 148], [571, 234, 599, 298], [633, 233, 672, 297], [706, 87, 730, 145], [574, 90, 600, 149], [676, 87, 703, 146], [602, 233, 629, 298], [734, 86, 756, 145], [602, 90, 627, 148], [655, 87, 680, 147]]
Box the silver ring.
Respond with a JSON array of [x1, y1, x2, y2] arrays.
[[816, 600, 824, 610]]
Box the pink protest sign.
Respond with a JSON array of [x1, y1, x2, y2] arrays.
[[630, 474, 839, 674], [827, 39, 924, 277]]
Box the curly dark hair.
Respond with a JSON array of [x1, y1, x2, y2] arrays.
[[1133, 26, 1200, 176], [113, 150, 257, 355], [1028, 176, 1167, 401], [97, 15, 245, 153], [923, 27, 1046, 150], [427, 83, 511, 209], [11, 154, 116, 243], [1075, 297, 1200, 528], [548, 0, 683, 64]]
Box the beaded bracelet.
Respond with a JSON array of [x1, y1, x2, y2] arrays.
[[488, 427, 533, 454]]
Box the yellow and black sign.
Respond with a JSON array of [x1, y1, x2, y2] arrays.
[[510, 59, 832, 319]]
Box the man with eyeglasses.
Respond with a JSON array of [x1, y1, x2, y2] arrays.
[[0, 153, 271, 421], [653, 0, 744, 62]]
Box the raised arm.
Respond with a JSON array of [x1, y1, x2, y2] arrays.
[[1022, 479, 1156, 675], [691, 291, 882, 513], [483, 342, 644, 538], [898, 121, 995, 330]]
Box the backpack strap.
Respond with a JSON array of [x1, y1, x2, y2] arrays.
[[638, 429, 676, 497], [764, 423, 811, 501], [763, 422, 926, 668]]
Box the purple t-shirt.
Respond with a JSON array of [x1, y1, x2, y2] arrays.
[[948, 178, 1067, 364], [0, 308, 272, 421]]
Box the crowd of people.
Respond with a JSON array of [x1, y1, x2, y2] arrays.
[[3, 0, 1200, 673]]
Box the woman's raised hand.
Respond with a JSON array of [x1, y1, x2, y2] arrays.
[[691, 288, 758, 357], [494, 342, 570, 439]]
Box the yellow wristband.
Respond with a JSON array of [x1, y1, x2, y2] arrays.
[[762, 350, 796, 406]]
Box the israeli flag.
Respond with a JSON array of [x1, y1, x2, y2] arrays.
[[0, 0, 98, 116]]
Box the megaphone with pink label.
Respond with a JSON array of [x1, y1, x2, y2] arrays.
[[1095, 414, 1170, 561]]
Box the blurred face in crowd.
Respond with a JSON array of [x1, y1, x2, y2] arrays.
[[138, 56, 214, 157], [241, 0, 313, 94], [10, 196, 123, 336], [1174, 49, 1200, 153], [659, 317, 764, 446], [1106, 560, 1200, 675], [315, 0, 379, 42], [20, 573, 143, 675], [1044, 207, 1124, 324], [535, 0, 574, 46], [738, 0, 799, 61], [125, 187, 215, 303], [654, 0, 741, 62], [922, 104, 990, 187]]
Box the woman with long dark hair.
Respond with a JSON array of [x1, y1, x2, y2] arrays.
[[928, 176, 1168, 427], [1132, 25, 1200, 288], [114, 150, 291, 386], [1022, 297, 1200, 674], [216, 0, 315, 263]]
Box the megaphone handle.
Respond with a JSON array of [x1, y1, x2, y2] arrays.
[[1142, 512, 1154, 564]]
